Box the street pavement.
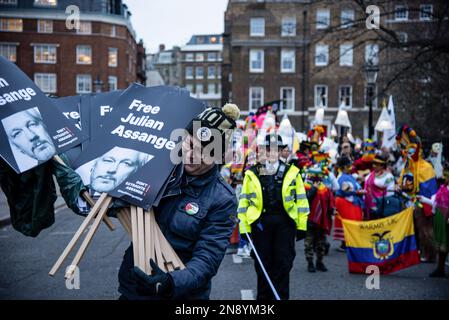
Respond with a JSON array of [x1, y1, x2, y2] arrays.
[[0, 205, 448, 300]]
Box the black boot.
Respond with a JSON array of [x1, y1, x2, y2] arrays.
[[429, 269, 446, 278], [307, 261, 316, 273], [316, 261, 328, 272]]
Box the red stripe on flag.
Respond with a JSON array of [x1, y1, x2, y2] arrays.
[[348, 250, 420, 275]]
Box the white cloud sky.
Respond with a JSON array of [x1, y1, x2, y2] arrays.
[[124, 0, 229, 53]]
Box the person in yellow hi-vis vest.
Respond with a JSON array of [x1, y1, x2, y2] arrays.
[[237, 134, 309, 300]]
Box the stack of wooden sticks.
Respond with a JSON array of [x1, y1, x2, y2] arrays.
[[49, 192, 185, 279]]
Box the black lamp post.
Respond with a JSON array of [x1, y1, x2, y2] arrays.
[[93, 76, 104, 93], [364, 63, 379, 139]]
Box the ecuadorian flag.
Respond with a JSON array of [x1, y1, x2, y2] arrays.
[[341, 207, 420, 274]]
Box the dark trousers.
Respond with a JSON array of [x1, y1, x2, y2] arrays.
[[251, 214, 296, 300]]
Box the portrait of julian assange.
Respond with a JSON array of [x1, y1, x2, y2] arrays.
[[1, 107, 56, 172], [76, 146, 154, 194]]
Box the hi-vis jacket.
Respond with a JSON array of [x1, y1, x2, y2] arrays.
[[237, 164, 310, 234]]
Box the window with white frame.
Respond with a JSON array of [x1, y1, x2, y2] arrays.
[[110, 25, 116, 37], [339, 43, 353, 66], [250, 18, 265, 36], [208, 66, 216, 79], [186, 84, 194, 93], [0, 18, 23, 32], [185, 53, 194, 61], [0, 0, 18, 4], [34, 44, 57, 63], [394, 5, 408, 21], [37, 19, 53, 33], [281, 87, 295, 111], [108, 47, 118, 67], [249, 87, 264, 111], [250, 49, 264, 72], [281, 49, 295, 73], [0, 43, 17, 62], [314, 85, 328, 107], [315, 44, 328, 66], [316, 9, 330, 29], [341, 9, 354, 28], [217, 65, 221, 78], [76, 45, 92, 64], [34, 0, 57, 6], [196, 83, 203, 94], [185, 66, 193, 79], [77, 21, 91, 34], [196, 53, 204, 62], [365, 43, 379, 65], [281, 16, 296, 36], [34, 73, 56, 93], [207, 52, 217, 61], [420, 4, 433, 20], [108, 76, 117, 91], [208, 83, 216, 94], [339, 85, 352, 108], [76, 74, 92, 94], [195, 66, 204, 79]]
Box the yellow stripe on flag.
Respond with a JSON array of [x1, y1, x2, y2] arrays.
[[342, 207, 415, 249]]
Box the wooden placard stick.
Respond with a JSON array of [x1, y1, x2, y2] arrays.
[[155, 219, 185, 270], [130, 206, 139, 267], [136, 207, 146, 271], [52, 155, 115, 231], [65, 195, 113, 279], [150, 210, 167, 272], [117, 209, 131, 237], [144, 210, 153, 274], [49, 192, 109, 276]]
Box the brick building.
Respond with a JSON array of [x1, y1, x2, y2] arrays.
[[180, 34, 223, 108], [0, 0, 146, 96], [222, 0, 442, 139]]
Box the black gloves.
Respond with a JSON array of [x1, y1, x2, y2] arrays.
[[133, 259, 173, 298], [296, 230, 307, 241]]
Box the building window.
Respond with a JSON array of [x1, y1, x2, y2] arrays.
[[364, 85, 378, 109], [249, 87, 264, 111], [341, 9, 354, 28], [0, 43, 17, 62], [315, 44, 328, 66], [196, 84, 203, 94], [365, 43, 379, 65], [208, 83, 216, 94], [339, 43, 353, 66], [249, 49, 264, 73], [339, 86, 352, 108], [185, 66, 193, 79], [110, 25, 116, 37], [108, 76, 117, 91], [207, 52, 217, 61], [281, 87, 295, 111], [185, 53, 194, 61], [34, 0, 57, 6], [281, 16, 296, 36], [398, 32, 408, 43], [316, 9, 330, 29], [217, 65, 221, 78], [314, 85, 328, 108], [0, 0, 18, 4], [281, 49, 295, 73], [77, 21, 92, 34], [420, 4, 433, 21], [196, 53, 204, 62], [34, 44, 57, 63], [208, 66, 216, 79], [108, 47, 118, 67], [0, 18, 23, 32], [186, 84, 194, 93], [394, 5, 408, 21], [250, 18, 265, 36], [76, 45, 92, 64], [37, 19, 53, 33], [34, 73, 56, 93], [195, 66, 204, 79], [76, 74, 92, 94]]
